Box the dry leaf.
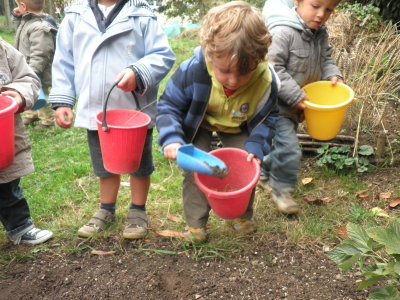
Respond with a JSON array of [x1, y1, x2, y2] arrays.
[[389, 198, 400, 208], [370, 207, 389, 218], [355, 189, 368, 197], [91, 250, 116, 256], [301, 177, 313, 185], [303, 196, 334, 203], [379, 192, 392, 199], [334, 226, 348, 240], [156, 230, 185, 238], [167, 214, 181, 223]]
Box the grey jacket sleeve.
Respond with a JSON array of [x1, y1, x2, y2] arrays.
[[268, 29, 305, 108]]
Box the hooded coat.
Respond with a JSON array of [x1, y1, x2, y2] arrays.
[[263, 0, 342, 115]]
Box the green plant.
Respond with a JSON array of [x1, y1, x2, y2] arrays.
[[348, 203, 377, 224], [316, 144, 374, 173], [338, 2, 382, 31], [328, 222, 400, 299]]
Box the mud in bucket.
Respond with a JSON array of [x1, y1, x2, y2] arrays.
[[96, 83, 151, 174], [194, 148, 260, 219], [303, 81, 354, 141], [0, 95, 19, 170]]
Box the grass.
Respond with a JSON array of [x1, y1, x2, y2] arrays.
[[0, 19, 399, 265]]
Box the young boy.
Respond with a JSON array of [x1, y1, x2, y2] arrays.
[[262, 0, 343, 214], [157, 1, 280, 243], [13, 0, 57, 129], [49, 0, 175, 239], [0, 39, 53, 245]]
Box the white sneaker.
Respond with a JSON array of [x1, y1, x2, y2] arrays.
[[14, 227, 53, 245]]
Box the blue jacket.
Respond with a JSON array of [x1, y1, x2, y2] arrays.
[[49, 0, 175, 129], [156, 47, 280, 160]]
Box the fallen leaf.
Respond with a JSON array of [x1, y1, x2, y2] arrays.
[[301, 177, 313, 185], [91, 250, 116, 256], [355, 189, 368, 197], [389, 198, 400, 208], [303, 196, 334, 203], [334, 226, 348, 240], [167, 214, 181, 223], [371, 207, 389, 218], [379, 191, 392, 199], [156, 230, 185, 238]]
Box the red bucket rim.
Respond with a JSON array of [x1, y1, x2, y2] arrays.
[[0, 96, 18, 118], [194, 148, 260, 198], [96, 109, 151, 129]]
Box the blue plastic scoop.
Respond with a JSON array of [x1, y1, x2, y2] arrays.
[[176, 144, 228, 177]]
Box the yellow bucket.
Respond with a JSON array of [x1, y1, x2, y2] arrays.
[[303, 81, 354, 141]]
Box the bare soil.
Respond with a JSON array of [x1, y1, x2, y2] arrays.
[[0, 236, 369, 300]]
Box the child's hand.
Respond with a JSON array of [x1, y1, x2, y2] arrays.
[[1, 90, 25, 110], [293, 97, 307, 111], [115, 68, 137, 92], [163, 143, 182, 160], [55, 107, 74, 129], [247, 153, 261, 165], [330, 76, 344, 86]]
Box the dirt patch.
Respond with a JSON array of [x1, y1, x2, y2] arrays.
[[0, 236, 368, 300]]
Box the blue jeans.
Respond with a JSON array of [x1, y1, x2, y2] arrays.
[[0, 178, 34, 240], [263, 116, 302, 192]]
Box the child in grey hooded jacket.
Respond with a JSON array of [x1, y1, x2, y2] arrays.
[[262, 0, 343, 214]]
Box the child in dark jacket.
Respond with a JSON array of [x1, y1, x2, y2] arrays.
[[157, 1, 280, 242]]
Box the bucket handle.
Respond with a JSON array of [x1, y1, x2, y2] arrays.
[[101, 81, 155, 132], [101, 81, 119, 132]]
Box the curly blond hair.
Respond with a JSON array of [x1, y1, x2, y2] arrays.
[[199, 1, 271, 75]]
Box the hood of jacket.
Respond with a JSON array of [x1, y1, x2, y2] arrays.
[[263, 0, 303, 31]]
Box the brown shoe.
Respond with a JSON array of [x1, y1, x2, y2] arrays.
[[226, 218, 257, 235], [271, 191, 300, 214], [23, 117, 39, 125], [35, 124, 53, 129], [77, 209, 116, 237], [122, 209, 148, 240]]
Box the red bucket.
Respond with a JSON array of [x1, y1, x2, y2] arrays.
[[96, 83, 151, 174], [194, 148, 260, 219], [0, 96, 19, 170]]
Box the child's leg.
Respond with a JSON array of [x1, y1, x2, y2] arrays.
[[0, 178, 53, 244], [182, 128, 213, 230], [123, 129, 154, 240], [263, 116, 301, 214], [36, 103, 55, 128], [0, 179, 33, 240], [78, 131, 119, 237]]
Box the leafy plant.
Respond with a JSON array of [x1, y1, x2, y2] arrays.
[[327, 223, 400, 299], [316, 144, 374, 173], [338, 2, 382, 31]]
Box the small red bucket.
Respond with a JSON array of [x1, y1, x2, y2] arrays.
[[96, 83, 151, 174], [194, 148, 260, 219], [0, 95, 19, 170]]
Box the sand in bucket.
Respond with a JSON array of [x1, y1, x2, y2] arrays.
[[194, 148, 260, 219], [0, 96, 19, 170], [303, 81, 354, 141]]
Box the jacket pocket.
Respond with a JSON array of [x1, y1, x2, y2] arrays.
[[288, 49, 309, 73]]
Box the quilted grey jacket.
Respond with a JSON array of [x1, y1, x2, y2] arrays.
[[264, 0, 342, 114]]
